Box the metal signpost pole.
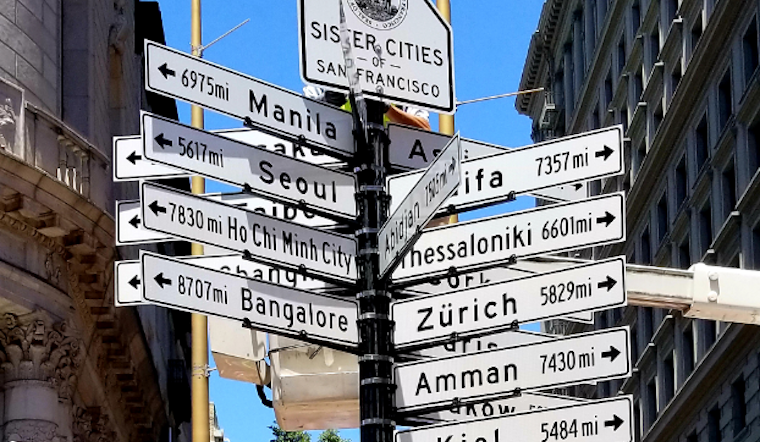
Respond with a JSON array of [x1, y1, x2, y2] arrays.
[[356, 100, 394, 442]]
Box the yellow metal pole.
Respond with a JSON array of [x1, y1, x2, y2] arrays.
[[190, 1, 209, 442], [437, 0, 457, 225]]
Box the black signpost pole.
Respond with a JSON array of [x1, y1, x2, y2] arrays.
[[355, 99, 395, 442]]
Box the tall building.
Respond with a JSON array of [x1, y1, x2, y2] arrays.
[[0, 1, 193, 441], [517, 0, 760, 441]]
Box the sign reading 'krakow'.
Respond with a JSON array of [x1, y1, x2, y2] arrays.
[[390, 192, 626, 284], [140, 182, 358, 284], [298, 0, 455, 113], [140, 252, 359, 348], [144, 41, 354, 157]]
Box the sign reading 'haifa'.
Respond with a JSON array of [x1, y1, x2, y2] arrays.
[[144, 41, 354, 158]]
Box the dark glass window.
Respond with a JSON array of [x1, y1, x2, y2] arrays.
[[743, 18, 759, 86]]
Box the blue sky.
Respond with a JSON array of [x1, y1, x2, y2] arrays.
[[153, 1, 544, 441]]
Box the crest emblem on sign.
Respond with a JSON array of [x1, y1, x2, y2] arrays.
[[347, 0, 409, 30]]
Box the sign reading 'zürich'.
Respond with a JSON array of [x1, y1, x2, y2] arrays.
[[390, 192, 626, 284], [298, 0, 455, 113], [388, 126, 623, 214], [141, 112, 357, 220], [140, 252, 359, 349], [140, 182, 358, 284], [395, 327, 631, 412], [393, 257, 627, 350], [144, 41, 354, 158]]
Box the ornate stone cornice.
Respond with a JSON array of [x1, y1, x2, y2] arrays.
[[73, 405, 117, 442]]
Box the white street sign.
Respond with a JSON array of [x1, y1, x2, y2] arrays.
[[379, 134, 461, 277], [387, 125, 504, 171], [140, 182, 358, 284], [115, 260, 146, 306], [413, 329, 556, 359], [116, 200, 175, 246], [394, 327, 631, 412], [144, 41, 355, 157], [141, 113, 357, 219], [140, 252, 359, 348], [388, 126, 623, 214], [533, 182, 588, 202], [393, 258, 626, 349], [298, 0, 455, 113], [390, 193, 626, 284], [113, 135, 188, 181], [419, 392, 589, 423], [397, 396, 633, 442]]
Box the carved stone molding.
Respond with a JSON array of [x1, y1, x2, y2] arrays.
[[72, 405, 117, 442], [0, 313, 85, 400], [3, 420, 62, 442]]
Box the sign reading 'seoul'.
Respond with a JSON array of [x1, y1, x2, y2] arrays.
[[298, 0, 455, 113]]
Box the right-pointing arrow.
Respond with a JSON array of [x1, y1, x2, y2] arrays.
[[596, 211, 616, 227], [154, 133, 172, 149], [154, 273, 172, 289], [601, 346, 621, 362], [597, 276, 617, 291], [572, 183, 583, 191], [595, 145, 614, 160], [604, 415, 624, 431]]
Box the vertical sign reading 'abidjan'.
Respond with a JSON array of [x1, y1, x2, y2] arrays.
[[298, 0, 455, 113]]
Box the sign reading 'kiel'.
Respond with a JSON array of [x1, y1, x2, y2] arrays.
[[379, 134, 461, 277], [141, 112, 357, 220], [395, 327, 631, 412], [390, 192, 626, 284], [388, 126, 623, 214], [393, 257, 627, 350], [140, 182, 358, 284], [144, 41, 355, 158], [298, 0, 455, 113], [140, 252, 359, 348]]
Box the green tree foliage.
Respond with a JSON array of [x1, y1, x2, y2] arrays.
[[318, 429, 351, 442], [269, 421, 311, 442]]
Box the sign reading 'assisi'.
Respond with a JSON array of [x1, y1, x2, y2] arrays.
[[298, 0, 455, 113]]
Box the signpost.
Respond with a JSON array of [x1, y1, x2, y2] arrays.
[[298, 0, 455, 113], [140, 252, 359, 349], [144, 41, 355, 158], [378, 134, 461, 277], [142, 112, 357, 220], [388, 126, 623, 214], [396, 396, 633, 442], [393, 257, 627, 350], [140, 182, 358, 284], [390, 192, 626, 284], [394, 327, 631, 412]]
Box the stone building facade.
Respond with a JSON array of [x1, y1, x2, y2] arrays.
[[518, 0, 760, 441], [0, 1, 192, 442]]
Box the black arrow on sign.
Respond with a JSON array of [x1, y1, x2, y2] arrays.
[[127, 151, 142, 165], [596, 211, 616, 227], [128, 276, 141, 290], [158, 63, 176, 79], [601, 346, 621, 362], [597, 276, 617, 291], [573, 183, 583, 191], [154, 273, 172, 289], [149, 201, 167, 216], [595, 145, 614, 161], [604, 415, 624, 431], [154, 133, 172, 149], [129, 215, 141, 229]]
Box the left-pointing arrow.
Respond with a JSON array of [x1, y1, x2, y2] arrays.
[[149, 201, 167, 216], [129, 276, 141, 289], [158, 63, 176, 79], [596, 211, 616, 227], [601, 346, 621, 362], [129, 215, 141, 229], [154, 133, 172, 149], [127, 151, 142, 165], [604, 415, 624, 431], [154, 273, 172, 288]]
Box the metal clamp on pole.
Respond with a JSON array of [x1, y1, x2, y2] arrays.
[[361, 419, 396, 427], [360, 377, 396, 386], [359, 354, 395, 363], [357, 290, 392, 299]]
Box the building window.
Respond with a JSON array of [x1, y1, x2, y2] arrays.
[[682, 323, 695, 378], [662, 353, 675, 404], [743, 18, 759, 87], [634, 71, 644, 101], [621, 107, 629, 133], [634, 400, 642, 441], [605, 70, 614, 110], [592, 105, 600, 129], [650, 28, 661, 68], [718, 70, 732, 131], [634, 139, 647, 178], [696, 114, 709, 171], [732, 376, 747, 436], [699, 201, 713, 256], [708, 404, 721, 442], [653, 101, 664, 136], [686, 430, 698, 442], [703, 320, 717, 350], [679, 237, 691, 269], [752, 223, 760, 269], [666, 0, 678, 24], [676, 156, 688, 209], [632, 1, 641, 35], [618, 36, 627, 77], [646, 377, 658, 427], [643, 307, 654, 342], [657, 193, 669, 244], [672, 60, 683, 94], [692, 14, 703, 53], [641, 226, 652, 264], [722, 160, 737, 218]]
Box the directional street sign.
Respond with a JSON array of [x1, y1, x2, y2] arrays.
[[113, 135, 188, 181], [394, 327, 631, 412], [144, 41, 355, 158], [379, 134, 461, 277], [298, 0, 455, 113], [532, 182, 588, 202], [115, 260, 147, 306], [413, 329, 556, 359], [142, 113, 357, 220], [116, 200, 175, 246], [390, 192, 626, 284], [419, 391, 589, 423], [140, 252, 359, 348], [396, 396, 633, 442], [393, 258, 627, 350], [388, 126, 624, 214], [140, 182, 358, 284]]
